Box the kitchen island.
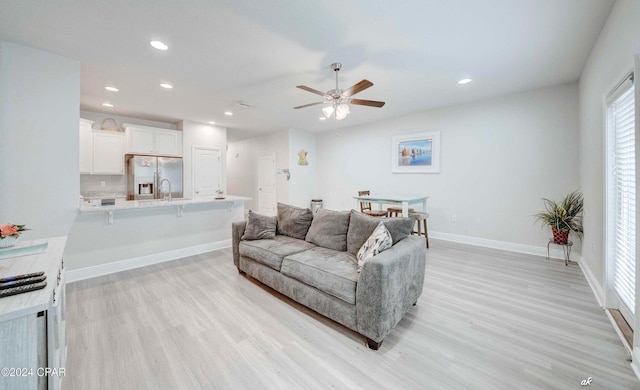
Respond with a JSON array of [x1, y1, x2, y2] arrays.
[[64, 196, 249, 281]]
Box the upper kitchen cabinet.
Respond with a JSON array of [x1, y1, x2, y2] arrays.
[[92, 131, 125, 175], [124, 124, 182, 156], [79, 118, 94, 174]]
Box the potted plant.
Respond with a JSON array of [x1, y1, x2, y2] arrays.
[[0, 223, 28, 248], [534, 190, 583, 244]]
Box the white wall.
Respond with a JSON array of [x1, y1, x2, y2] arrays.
[[316, 83, 580, 249], [577, 0, 640, 361], [288, 129, 317, 208], [179, 120, 227, 197], [227, 138, 259, 210], [0, 41, 80, 239], [227, 130, 289, 211], [579, 0, 640, 301]]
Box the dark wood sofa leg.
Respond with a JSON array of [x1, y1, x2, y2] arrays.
[[366, 338, 383, 350], [237, 267, 246, 275], [413, 301, 417, 306]]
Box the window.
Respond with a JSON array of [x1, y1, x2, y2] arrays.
[[606, 73, 636, 322]]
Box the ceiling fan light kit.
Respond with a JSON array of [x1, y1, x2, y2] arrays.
[[295, 62, 385, 120]]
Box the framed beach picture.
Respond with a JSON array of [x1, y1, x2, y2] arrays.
[[391, 131, 440, 173]]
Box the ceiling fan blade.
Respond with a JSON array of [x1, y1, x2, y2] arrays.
[[294, 102, 324, 109], [350, 98, 385, 108], [296, 85, 327, 97], [342, 80, 373, 97]]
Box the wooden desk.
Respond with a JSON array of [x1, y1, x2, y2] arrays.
[[353, 195, 428, 217]]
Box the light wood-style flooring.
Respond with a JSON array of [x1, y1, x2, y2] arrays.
[[64, 240, 640, 389]]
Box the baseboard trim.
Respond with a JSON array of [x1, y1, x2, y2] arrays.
[[66, 239, 231, 283], [429, 231, 576, 260], [631, 348, 640, 382], [578, 255, 605, 308]]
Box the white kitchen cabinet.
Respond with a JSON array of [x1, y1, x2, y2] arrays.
[[124, 123, 182, 156], [126, 126, 155, 154], [79, 119, 94, 174], [92, 132, 125, 175], [154, 129, 182, 156]]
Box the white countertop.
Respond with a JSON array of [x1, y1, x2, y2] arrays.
[[0, 236, 66, 321], [79, 195, 250, 213]]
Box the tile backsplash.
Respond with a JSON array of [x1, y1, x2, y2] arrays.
[[80, 174, 126, 195]]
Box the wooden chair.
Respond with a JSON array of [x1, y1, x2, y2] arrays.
[[387, 207, 415, 217], [358, 191, 387, 217], [408, 211, 429, 248]]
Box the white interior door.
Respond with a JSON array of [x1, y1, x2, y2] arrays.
[[193, 147, 221, 198], [259, 153, 276, 215]]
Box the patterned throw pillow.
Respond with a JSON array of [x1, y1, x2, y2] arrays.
[[356, 221, 393, 271]]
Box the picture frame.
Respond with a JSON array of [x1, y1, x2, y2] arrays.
[[391, 131, 440, 173]]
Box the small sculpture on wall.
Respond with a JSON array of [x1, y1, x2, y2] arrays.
[[298, 149, 308, 166]]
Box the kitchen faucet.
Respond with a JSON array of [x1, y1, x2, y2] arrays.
[[159, 178, 172, 202]]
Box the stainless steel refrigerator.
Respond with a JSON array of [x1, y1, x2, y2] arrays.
[[126, 155, 183, 200]]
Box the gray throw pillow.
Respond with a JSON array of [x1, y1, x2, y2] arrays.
[[241, 210, 277, 240], [305, 208, 350, 251], [276, 203, 314, 239], [346, 210, 415, 255]]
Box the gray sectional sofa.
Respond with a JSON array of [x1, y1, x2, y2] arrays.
[[231, 204, 427, 350]]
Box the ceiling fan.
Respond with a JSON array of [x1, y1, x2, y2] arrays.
[[294, 63, 385, 120]]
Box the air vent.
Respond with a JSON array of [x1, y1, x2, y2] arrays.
[[234, 101, 251, 109]]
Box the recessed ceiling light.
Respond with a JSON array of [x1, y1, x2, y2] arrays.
[[160, 83, 173, 89], [224, 111, 233, 116], [208, 121, 216, 125], [105, 86, 119, 92], [458, 78, 472, 85], [102, 102, 114, 107], [319, 117, 326, 121], [150, 40, 168, 50]]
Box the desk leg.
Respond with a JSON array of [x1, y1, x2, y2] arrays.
[[402, 202, 408, 217]]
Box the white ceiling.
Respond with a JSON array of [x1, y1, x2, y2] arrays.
[[0, 0, 614, 140]]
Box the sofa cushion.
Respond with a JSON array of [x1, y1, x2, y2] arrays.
[[239, 235, 316, 271], [241, 210, 277, 240], [346, 210, 415, 255], [281, 247, 358, 304], [305, 209, 350, 251], [277, 203, 314, 240], [356, 221, 393, 271]]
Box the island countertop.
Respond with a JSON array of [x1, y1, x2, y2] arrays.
[[79, 195, 250, 213]]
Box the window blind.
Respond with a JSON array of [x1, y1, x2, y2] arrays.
[[609, 82, 636, 315]]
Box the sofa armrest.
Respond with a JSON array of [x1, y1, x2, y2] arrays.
[[356, 235, 426, 342], [232, 221, 247, 268]]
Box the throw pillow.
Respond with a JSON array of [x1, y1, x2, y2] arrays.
[[241, 210, 277, 240], [346, 210, 415, 255], [276, 203, 314, 240], [357, 221, 393, 271], [305, 208, 351, 251]]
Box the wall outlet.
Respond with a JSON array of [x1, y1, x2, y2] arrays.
[[100, 181, 106, 187], [451, 215, 457, 223]]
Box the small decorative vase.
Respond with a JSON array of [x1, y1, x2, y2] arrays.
[[552, 229, 569, 245], [0, 236, 18, 248]]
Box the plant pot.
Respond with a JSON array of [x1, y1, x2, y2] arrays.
[[552, 228, 569, 245], [0, 236, 18, 248]]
